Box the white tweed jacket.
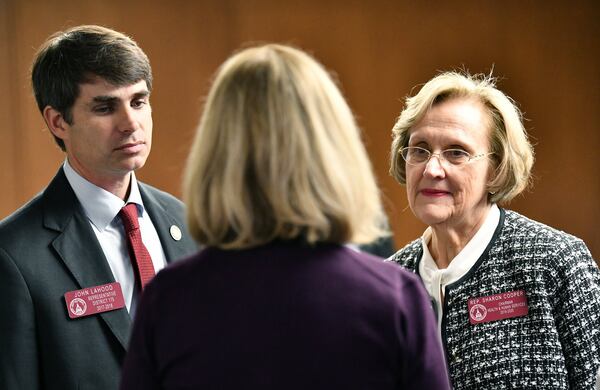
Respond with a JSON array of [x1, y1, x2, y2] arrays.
[[390, 209, 600, 389]]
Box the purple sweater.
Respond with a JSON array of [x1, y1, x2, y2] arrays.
[[120, 242, 450, 389]]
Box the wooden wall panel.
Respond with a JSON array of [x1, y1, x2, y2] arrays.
[[0, 0, 17, 218], [1, 0, 598, 260]]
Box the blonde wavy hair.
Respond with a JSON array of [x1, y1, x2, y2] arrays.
[[184, 44, 387, 249], [390, 71, 534, 204]]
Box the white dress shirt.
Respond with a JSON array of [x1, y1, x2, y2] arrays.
[[63, 160, 167, 314], [418, 204, 500, 333]]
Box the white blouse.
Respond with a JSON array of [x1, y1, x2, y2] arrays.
[[418, 204, 500, 333]]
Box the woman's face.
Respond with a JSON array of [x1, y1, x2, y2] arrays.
[[405, 97, 493, 231]]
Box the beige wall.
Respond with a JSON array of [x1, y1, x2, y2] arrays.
[[1, 0, 598, 260]]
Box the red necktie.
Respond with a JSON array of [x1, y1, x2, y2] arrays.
[[119, 203, 155, 290]]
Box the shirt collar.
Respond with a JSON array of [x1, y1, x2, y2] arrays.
[[420, 203, 500, 287], [63, 160, 145, 231]]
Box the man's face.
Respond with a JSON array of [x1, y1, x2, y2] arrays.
[[60, 77, 152, 188]]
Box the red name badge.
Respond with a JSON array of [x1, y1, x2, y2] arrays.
[[64, 282, 126, 319], [468, 289, 528, 325]]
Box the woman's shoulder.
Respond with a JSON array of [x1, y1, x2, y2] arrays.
[[503, 209, 589, 252], [387, 238, 422, 271], [347, 248, 433, 307], [500, 210, 595, 280]]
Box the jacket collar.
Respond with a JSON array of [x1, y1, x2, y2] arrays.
[[42, 167, 131, 350], [139, 183, 192, 264]]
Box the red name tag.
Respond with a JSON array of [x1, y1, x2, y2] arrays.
[[468, 289, 528, 325], [64, 282, 126, 319]]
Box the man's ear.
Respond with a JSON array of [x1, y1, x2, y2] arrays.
[[42, 106, 69, 142]]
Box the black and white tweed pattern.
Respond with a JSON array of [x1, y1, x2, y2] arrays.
[[390, 209, 600, 389]]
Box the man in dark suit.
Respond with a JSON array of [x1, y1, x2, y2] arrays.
[[0, 25, 197, 390]]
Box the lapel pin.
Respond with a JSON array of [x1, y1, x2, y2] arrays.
[[170, 225, 182, 241]]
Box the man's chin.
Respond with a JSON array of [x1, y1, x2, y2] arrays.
[[118, 157, 148, 172]]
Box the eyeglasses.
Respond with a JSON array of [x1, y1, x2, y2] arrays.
[[400, 146, 493, 166]]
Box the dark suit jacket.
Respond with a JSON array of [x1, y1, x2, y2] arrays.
[[0, 168, 198, 390]]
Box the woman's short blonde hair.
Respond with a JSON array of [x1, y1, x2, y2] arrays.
[[390, 71, 535, 204], [184, 44, 387, 249]]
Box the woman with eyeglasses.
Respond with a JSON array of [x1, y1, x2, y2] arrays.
[[389, 71, 600, 389]]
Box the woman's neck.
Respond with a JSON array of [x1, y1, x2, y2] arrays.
[[428, 203, 492, 269]]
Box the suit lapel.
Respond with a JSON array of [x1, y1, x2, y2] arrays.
[[43, 168, 131, 350], [140, 184, 191, 264]]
